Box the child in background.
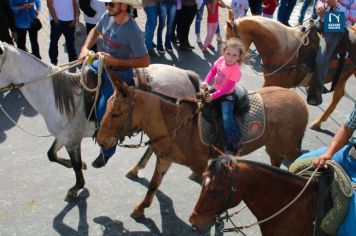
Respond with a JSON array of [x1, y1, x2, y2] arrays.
[[201, 38, 245, 153], [262, 0, 279, 18], [230, 0, 249, 19], [202, 0, 226, 53]]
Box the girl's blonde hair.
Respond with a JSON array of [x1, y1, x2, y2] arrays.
[[221, 37, 245, 64]]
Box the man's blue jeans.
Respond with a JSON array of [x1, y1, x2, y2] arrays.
[[157, 2, 176, 50], [298, 0, 317, 24], [277, 0, 297, 26], [315, 30, 345, 87], [144, 6, 159, 50], [195, 4, 220, 35], [89, 60, 133, 157], [220, 96, 240, 148]]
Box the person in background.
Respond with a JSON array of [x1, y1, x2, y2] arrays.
[[195, 0, 222, 45], [230, 0, 249, 19], [10, 0, 41, 59], [0, 0, 17, 45], [156, 0, 177, 54], [143, 0, 159, 57], [177, 0, 197, 51], [201, 0, 226, 53], [307, 0, 355, 106], [298, 0, 317, 24], [248, 0, 262, 15], [79, 0, 107, 52], [79, 0, 149, 168], [262, 0, 278, 18], [277, 0, 297, 26], [47, 0, 78, 65], [201, 38, 245, 153]]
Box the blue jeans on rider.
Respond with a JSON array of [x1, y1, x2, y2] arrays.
[[315, 28, 345, 88], [88, 60, 133, 157], [157, 1, 177, 51], [220, 92, 241, 152], [195, 4, 220, 35], [298, 0, 317, 24], [144, 5, 159, 50]]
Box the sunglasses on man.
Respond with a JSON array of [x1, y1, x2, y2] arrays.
[[105, 2, 121, 8]]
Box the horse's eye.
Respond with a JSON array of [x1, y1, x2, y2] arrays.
[[111, 112, 121, 118]]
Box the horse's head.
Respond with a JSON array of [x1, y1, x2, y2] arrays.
[[189, 155, 242, 231], [96, 80, 138, 149]]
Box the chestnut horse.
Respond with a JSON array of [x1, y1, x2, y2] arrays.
[[189, 156, 317, 235], [96, 81, 308, 218], [225, 16, 356, 129]]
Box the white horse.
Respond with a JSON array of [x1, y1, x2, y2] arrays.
[[0, 42, 199, 201]]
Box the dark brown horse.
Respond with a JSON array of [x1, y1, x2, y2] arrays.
[[189, 156, 317, 235], [225, 16, 356, 129], [96, 80, 308, 218]]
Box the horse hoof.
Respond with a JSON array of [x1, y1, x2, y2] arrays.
[[130, 208, 145, 219], [309, 122, 321, 130], [125, 169, 139, 179], [82, 162, 87, 170], [188, 173, 202, 184], [64, 191, 78, 202]]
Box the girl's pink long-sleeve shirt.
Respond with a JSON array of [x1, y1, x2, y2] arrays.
[[204, 56, 241, 99]]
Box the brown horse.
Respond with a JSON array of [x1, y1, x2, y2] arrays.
[[96, 81, 308, 218], [189, 156, 317, 235], [225, 16, 356, 129]]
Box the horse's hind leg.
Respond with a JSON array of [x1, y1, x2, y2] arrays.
[[310, 73, 349, 130], [131, 157, 172, 218], [126, 145, 154, 178], [64, 146, 85, 202], [47, 138, 87, 170]]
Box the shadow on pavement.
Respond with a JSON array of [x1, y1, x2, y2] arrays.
[[0, 90, 38, 143], [53, 188, 90, 236], [129, 177, 211, 235]]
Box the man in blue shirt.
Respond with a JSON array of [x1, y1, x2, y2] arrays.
[[314, 101, 356, 167]]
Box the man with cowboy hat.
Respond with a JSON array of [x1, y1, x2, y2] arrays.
[[79, 0, 149, 168]]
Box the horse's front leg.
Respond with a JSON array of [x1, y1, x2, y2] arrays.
[[126, 145, 154, 178], [310, 74, 348, 130], [64, 147, 86, 202], [130, 157, 172, 218], [47, 138, 87, 170]]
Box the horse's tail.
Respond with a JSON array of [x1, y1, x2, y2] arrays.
[[186, 70, 201, 93]]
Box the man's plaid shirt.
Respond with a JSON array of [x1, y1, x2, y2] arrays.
[[345, 102, 356, 131]]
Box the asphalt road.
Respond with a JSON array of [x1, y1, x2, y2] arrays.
[[0, 1, 355, 236]]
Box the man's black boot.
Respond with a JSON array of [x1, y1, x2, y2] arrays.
[[307, 81, 323, 106], [92, 153, 111, 168]]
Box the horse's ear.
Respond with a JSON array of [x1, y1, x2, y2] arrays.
[[228, 9, 234, 21], [114, 79, 128, 97], [226, 20, 233, 30]]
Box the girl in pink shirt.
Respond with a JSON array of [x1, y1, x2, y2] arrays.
[[201, 38, 245, 153]]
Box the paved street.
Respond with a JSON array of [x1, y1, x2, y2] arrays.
[[0, 1, 355, 235]]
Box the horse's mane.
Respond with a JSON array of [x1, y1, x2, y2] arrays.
[[236, 16, 301, 52], [51, 68, 81, 117], [3, 43, 82, 117], [207, 155, 306, 181]]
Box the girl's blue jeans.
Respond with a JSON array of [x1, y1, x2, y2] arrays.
[[220, 93, 241, 147]]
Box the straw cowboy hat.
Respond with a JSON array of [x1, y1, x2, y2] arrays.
[[98, 0, 142, 9]]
